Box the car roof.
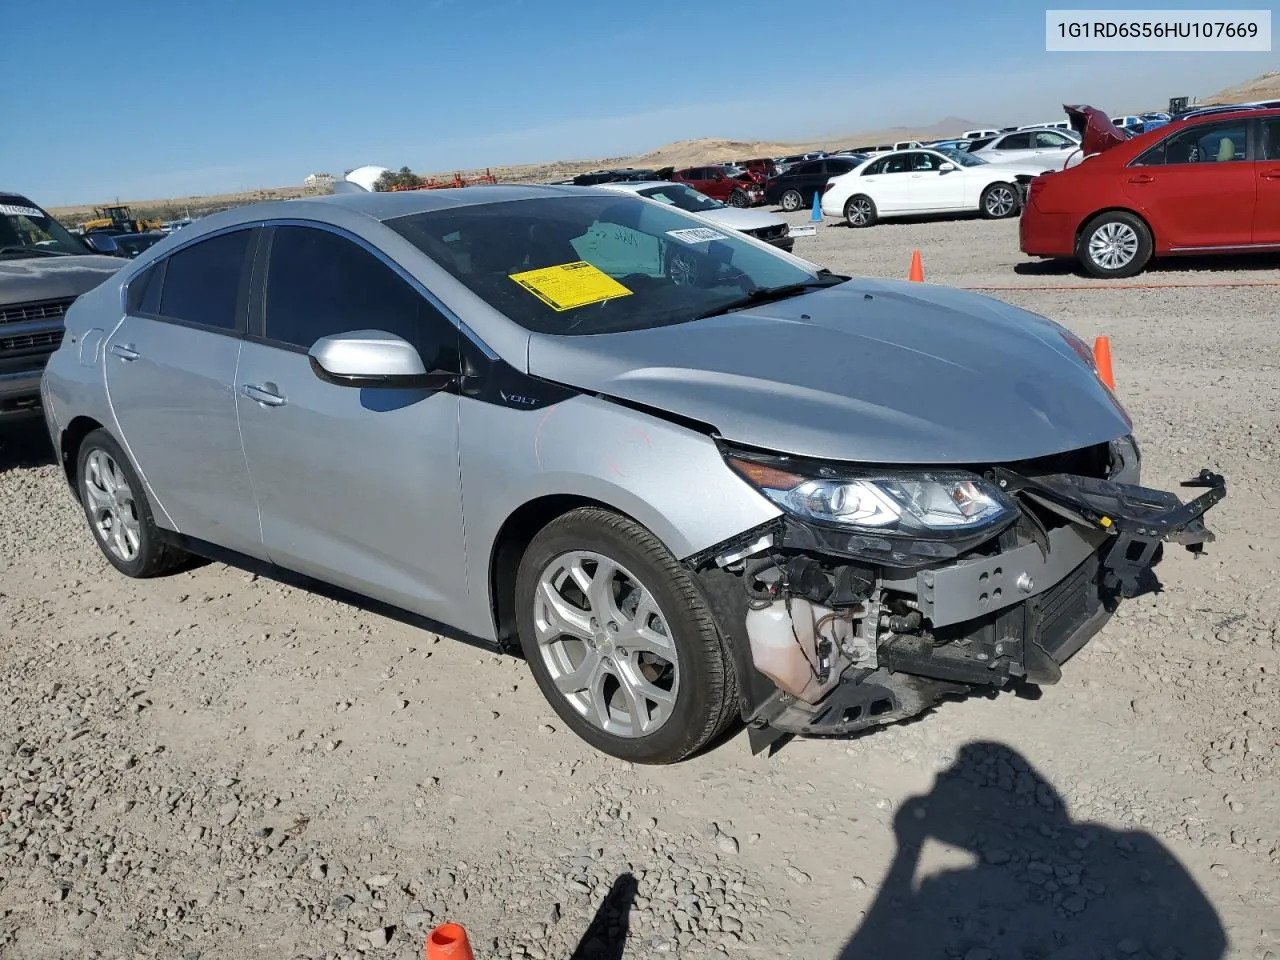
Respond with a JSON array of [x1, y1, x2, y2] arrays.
[[296, 184, 608, 220]]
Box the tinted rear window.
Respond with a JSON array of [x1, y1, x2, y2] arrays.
[[159, 229, 253, 330]]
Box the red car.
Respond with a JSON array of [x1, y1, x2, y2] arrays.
[[670, 166, 764, 207], [1020, 105, 1280, 277]]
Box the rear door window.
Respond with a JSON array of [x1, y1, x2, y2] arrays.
[[1263, 119, 1280, 160], [157, 229, 255, 332], [1033, 131, 1071, 148]]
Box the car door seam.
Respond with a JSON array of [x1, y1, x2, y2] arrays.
[[232, 338, 267, 547]]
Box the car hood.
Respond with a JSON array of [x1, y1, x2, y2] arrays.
[[526, 278, 1132, 465], [1064, 104, 1131, 156], [0, 254, 124, 307], [700, 207, 787, 231]]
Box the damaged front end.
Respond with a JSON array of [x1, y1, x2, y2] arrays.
[[688, 438, 1226, 753]]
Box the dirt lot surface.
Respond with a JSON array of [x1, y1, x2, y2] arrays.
[[1, 213, 1278, 960]]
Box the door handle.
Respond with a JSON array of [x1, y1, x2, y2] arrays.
[[110, 343, 140, 361], [242, 383, 287, 407], [1262, 169, 1280, 180], [1127, 174, 1154, 184]]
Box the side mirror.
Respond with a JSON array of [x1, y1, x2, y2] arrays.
[[938, 162, 957, 173], [308, 329, 454, 390], [83, 233, 120, 255]]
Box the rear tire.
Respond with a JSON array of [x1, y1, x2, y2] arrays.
[[780, 189, 804, 212], [514, 507, 738, 764], [1076, 211, 1152, 278], [75, 429, 185, 578], [980, 181, 1020, 219], [844, 195, 877, 227]]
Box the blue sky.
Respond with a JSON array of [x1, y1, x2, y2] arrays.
[[8, 0, 1274, 205]]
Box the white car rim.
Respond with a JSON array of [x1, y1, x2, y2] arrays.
[[986, 186, 1016, 217], [533, 550, 680, 739], [847, 198, 872, 225], [83, 449, 142, 562], [1089, 222, 1139, 270]]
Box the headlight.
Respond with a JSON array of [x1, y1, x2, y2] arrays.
[[726, 456, 1014, 536]]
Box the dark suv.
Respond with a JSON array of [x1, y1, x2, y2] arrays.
[[764, 156, 864, 212], [1, 192, 125, 420]]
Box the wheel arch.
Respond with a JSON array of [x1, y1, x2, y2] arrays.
[[487, 494, 646, 649], [58, 415, 109, 497], [1074, 206, 1156, 250]]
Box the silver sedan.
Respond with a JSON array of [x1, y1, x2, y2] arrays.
[[41, 185, 1224, 763]]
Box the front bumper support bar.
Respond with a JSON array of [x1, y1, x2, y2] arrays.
[[989, 467, 1226, 596]]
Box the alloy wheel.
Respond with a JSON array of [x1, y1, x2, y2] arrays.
[[847, 197, 873, 225], [532, 551, 680, 739], [82, 449, 142, 563], [985, 185, 1016, 217], [1088, 221, 1139, 271]]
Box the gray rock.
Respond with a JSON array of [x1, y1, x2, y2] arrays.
[[217, 801, 240, 826], [365, 926, 393, 949], [784, 865, 811, 885], [716, 835, 740, 855], [1062, 895, 1087, 913]]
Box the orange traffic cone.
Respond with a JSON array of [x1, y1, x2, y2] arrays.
[[425, 923, 474, 960], [908, 249, 924, 282], [1093, 335, 1115, 389]]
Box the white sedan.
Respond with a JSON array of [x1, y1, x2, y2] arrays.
[[594, 180, 795, 251], [820, 147, 1053, 227], [965, 127, 1081, 171]]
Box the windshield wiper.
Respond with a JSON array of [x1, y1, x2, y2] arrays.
[[692, 274, 846, 321]]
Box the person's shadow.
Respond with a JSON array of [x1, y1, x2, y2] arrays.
[[840, 741, 1226, 960], [570, 872, 637, 960]]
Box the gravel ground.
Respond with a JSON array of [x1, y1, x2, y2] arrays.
[[1, 213, 1277, 960]]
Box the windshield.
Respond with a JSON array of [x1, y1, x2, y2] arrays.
[[935, 147, 985, 167], [387, 195, 822, 336], [0, 196, 90, 257], [635, 183, 725, 214]]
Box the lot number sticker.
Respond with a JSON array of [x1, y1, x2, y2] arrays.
[[0, 204, 46, 219], [510, 261, 633, 312], [667, 227, 730, 244]]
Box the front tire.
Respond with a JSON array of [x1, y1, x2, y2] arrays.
[[75, 429, 185, 578], [844, 194, 877, 227], [1076, 211, 1152, 278], [514, 507, 738, 764], [780, 189, 804, 212], [980, 181, 1020, 219]]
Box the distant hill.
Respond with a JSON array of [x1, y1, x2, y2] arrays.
[[51, 69, 1280, 221], [1206, 69, 1280, 103]]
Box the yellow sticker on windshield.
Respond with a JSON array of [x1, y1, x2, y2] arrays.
[[509, 261, 632, 312]]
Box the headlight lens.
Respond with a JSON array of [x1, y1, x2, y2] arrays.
[[727, 457, 1014, 536]]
